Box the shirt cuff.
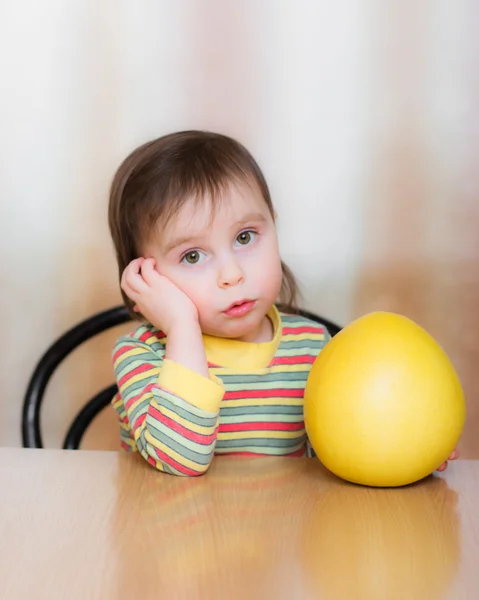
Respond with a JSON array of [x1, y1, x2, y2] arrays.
[[158, 359, 225, 413]]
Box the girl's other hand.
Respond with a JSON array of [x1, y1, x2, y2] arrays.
[[436, 448, 460, 472]]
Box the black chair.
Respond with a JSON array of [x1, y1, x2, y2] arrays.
[[22, 306, 133, 450], [22, 305, 341, 450]]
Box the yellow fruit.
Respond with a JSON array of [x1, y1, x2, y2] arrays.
[[304, 312, 466, 487]]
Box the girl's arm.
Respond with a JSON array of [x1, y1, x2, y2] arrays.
[[112, 330, 224, 476]]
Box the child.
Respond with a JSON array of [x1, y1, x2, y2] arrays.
[[108, 130, 458, 476]]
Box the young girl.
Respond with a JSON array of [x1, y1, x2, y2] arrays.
[[108, 130, 458, 476]]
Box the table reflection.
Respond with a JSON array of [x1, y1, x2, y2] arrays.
[[111, 455, 459, 599]]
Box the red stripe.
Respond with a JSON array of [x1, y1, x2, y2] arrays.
[[285, 447, 306, 457], [138, 329, 166, 342], [219, 421, 304, 433], [111, 392, 122, 406], [149, 405, 217, 445], [153, 446, 203, 477], [270, 355, 315, 366], [134, 413, 147, 428], [283, 326, 324, 335], [124, 383, 155, 411], [223, 388, 304, 400], [139, 331, 154, 342], [219, 447, 306, 458], [118, 362, 157, 388], [120, 441, 132, 452], [112, 344, 136, 363]]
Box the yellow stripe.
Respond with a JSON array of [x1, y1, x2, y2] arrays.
[[116, 345, 146, 357], [119, 420, 131, 432], [127, 395, 216, 439], [218, 429, 305, 440], [212, 364, 311, 376], [141, 431, 207, 472], [119, 368, 159, 395], [220, 397, 304, 408], [145, 334, 166, 346], [111, 396, 124, 411], [159, 404, 215, 435], [121, 440, 137, 452], [120, 434, 136, 446], [124, 389, 155, 416], [282, 333, 325, 342], [143, 452, 166, 471], [140, 329, 323, 345], [273, 364, 312, 372], [114, 346, 150, 369]]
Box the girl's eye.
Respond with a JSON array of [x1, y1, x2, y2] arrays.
[[181, 250, 205, 265], [236, 230, 257, 246]]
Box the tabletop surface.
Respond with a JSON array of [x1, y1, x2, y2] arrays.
[[1, 448, 478, 600]]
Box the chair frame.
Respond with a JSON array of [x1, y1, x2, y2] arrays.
[[22, 306, 132, 449], [22, 305, 341, 450]]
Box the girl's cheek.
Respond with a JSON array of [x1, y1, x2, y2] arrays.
[[177, 262, 211, 286]]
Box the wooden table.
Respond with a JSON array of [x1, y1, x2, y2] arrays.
[[1, 448, 478, 600]]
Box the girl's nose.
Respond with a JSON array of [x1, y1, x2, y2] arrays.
[[217, 255, 244, 288]]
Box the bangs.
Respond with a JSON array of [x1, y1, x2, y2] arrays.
[[136, 149, 265, 246]]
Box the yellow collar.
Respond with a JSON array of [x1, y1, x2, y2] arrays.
[[202, 306, 282, 370]]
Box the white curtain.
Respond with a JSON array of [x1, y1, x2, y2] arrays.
[[1, 0, 478, 452]]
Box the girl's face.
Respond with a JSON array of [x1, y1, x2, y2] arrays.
[[144, 181, 283, 342]]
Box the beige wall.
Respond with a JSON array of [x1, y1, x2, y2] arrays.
[[1, 1, 478, 457]]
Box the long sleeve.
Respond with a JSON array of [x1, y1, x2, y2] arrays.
[[112, 334, 225, 476]]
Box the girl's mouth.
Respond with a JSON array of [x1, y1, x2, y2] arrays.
[[223, 300, 256, 317]]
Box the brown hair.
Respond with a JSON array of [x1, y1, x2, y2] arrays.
[[108, 130, 300, 319]]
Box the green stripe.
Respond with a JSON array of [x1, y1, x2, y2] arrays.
[[120, 373, 159, 399], [122, 386, 218, 427], [128, 397, 151, 426], [156, 390, 219, 421], [116, 336, 165, 356], [217, 371, 308, 384], [141, 441, 183, 475], [221, 380, 306, 391], [116, 357, 161, 382], [278, 339, 326, 350], [145, 418, 215, 463], [215, 441, 306, 454], [216, 436, 305, 449], [273, 347, 318, 358], [215, 445, 304, 456], [219, 413, 303, 424], [221, 405, 303, 416]]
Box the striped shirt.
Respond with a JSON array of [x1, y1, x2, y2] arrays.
[[112, 306, 330, 476]]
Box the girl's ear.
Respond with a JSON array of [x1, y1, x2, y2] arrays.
[[273, 210, 278, 221]]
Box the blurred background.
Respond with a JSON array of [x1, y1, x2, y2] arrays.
[[1, 0, 477, 455]]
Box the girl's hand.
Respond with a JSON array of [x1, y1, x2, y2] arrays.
[[436, 448, 460, 472], [121, 257, 198, 333]]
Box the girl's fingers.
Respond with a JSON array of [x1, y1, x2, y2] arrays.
[[437, 448, 459, 473], [140, 257, 157, 285], [121, 258, 148, 294], [121, 258, 143, 286]]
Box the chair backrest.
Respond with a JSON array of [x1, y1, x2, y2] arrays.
[[22, 305, 341, 450], [22, 306, 133, 449]]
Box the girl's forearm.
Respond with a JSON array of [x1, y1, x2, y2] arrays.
[[165, 319, 209, 378]]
